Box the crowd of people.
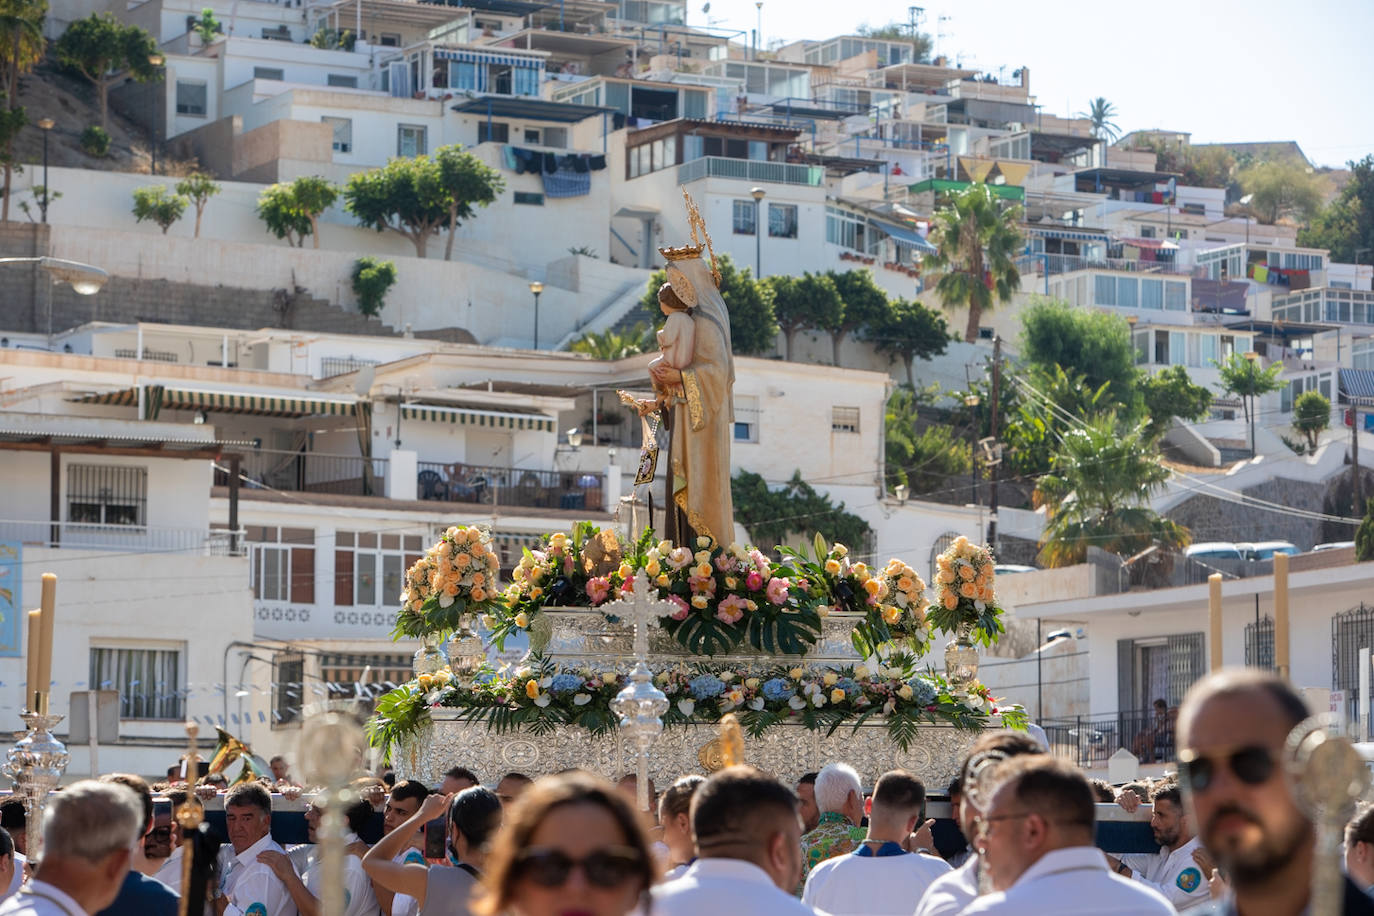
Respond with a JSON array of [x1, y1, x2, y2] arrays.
[[0, 669, 1370, 916]]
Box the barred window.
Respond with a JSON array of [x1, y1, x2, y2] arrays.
[[68, 464, 146, 527], [831, 406, 861, 434], [274, 654, 304, 726], [91, 646, 183, 720]]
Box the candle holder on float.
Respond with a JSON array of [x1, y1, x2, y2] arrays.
[[3, 697, 70, 862], [606, 572, 670, 814]]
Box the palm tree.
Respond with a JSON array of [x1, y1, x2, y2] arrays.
[[569, 323, 653, 360], [1079, 97, 1120, 142], [925, 182, 1023, 343], [1034, 413, 1189, 567]]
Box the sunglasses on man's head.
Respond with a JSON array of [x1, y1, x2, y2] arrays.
[[515, 846, 644, 889], [1177, 744, 1276, 793]]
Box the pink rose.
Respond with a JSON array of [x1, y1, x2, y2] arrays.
[[667, 595, 690, 621], [745, 570, 764, 592], [750, 549, 770, 571], [715, 555, 733, 572], [716, 595, 747, 625], [765, 577, 791, 605], [586, 576, 610, 605]]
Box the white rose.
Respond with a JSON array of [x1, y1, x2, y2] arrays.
[[813, 693, 827, 708], [677, 699, 696, 716], [515, 666, 532, 680], [533, 694, 551, 708], [788, 695, 808, 711], [749, 697, 765, 711], [573, 693, 592, 706], [539, 676, 553, 688]]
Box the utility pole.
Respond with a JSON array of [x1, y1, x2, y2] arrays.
[[988, 335, 1001, 551], [1355, 405, 1364, 517]]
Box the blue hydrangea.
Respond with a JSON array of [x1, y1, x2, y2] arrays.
[[908, 677, 938, 706], [688, 674, 726, 700], [761, 678, 795, 701], [550, 673, 584, 694], [836, 677, 861, 698]]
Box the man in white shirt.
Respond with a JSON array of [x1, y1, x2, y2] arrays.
[[803, 769, 949, 915], [211, 783, 297, 916], [960, 755, 1173, 916], [257, 799, 378, 916], [652, 765, 818, 916], [0, 780, 144, 916], [1106, 779, 1210, 911], [369, 780, 429, 916], [914, 730, 1043, 916]]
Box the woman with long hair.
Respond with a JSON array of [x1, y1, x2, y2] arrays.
[[474, 771, 657, 916]]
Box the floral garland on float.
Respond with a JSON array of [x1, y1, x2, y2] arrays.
[[367, 525, 1022, 755]]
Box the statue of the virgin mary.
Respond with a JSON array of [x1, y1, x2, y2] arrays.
[[644, 191, 736, 547]]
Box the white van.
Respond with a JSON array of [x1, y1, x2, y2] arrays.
[[1184, 542, 1244, 561], [1237, 541, 1299, 561]]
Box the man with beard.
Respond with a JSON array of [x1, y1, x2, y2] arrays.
[[1176, 668, 1374, 916], [1106, 780, 1210, 911]]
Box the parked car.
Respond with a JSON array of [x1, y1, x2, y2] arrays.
[[994, 564, 1038, 575], [1236, 541, 1299, 561], [1184, 542, 1244, 561], [1313, 541, 1356, 552]]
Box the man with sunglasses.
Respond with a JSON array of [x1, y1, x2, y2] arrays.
[[1103, 780, 1211, 911], [1176, 668, 1374, 916], [960, 755, 1173, 915]]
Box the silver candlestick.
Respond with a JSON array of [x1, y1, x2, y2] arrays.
[[1285, 715, 1371, 916], [4, 711, 71, 861], [300, 711, 364, 916], [608, 572, 669, 814]]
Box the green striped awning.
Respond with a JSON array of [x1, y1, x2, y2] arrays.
[[158, 388, 357, 418], [402, 404, 554, 432], [68, 387, 139, 406]]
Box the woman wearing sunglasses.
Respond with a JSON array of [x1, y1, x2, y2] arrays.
[[474, 772, 657, 916]]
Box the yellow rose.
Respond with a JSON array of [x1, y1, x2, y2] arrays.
[[694, 563, 713, 579], [824, 559, 842, 575], [604, 672, 618, 685], [725, 576, 738, 589], [830, 688, 846, 704], [823, 672, 839, 686], [853, 563, 870, 581], [694, 550, 711, 565], [959, 565, 976, 581], [882, 605, 902, 624], [646, 559, 661, 577], [959, 582, 978, 599], [471, 587, 487, 602], [833, 544, 848, 558], [514, 611, 530, 628], [745, 677, 760, 689], [942, 593, 958, 610], [864, 578, 882, 596], [530, 587, 543, 600], [525, 679, 540, 699], [854, 665, 871, 680], [789, 667, 804, 680], [618, 563, 633, 580], [898, 684, 914, 701], [418, 674, 434, 689], [656, 574, 670, 586], [897, 576, 914, 591], [691, 595, 709, 609], [936, 555, 952, 570]]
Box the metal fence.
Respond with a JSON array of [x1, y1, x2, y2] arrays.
[[217, 448, 388, 497], [0, 519, 246, 556], [1017, 252, 1195, 279], [416, 463, 604, 511], [677, 156, 824, 187], [1042, 709, 1177, 769], [1333, 603, 1374, 723]]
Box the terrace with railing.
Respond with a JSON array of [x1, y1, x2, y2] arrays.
[[416, 462, 605, 511], [677, 156, 824, 187], [1017, 252, 1197, 279], [1042, 709, 1176, 769], [214, 448, 389, 498], [0, 519, 247, 556]]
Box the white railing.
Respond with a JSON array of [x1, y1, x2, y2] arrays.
[[677, 156, 823, 187], [0, 520, 247, 556]]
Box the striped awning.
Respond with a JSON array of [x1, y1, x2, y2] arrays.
[[1340, 369, 1374, 407], [68, 387, 139, 406], [435, 49, 543, 68], [158, 388, 357, 417], [1026, 227, 1108, 243], [402, 404, 554, 432]]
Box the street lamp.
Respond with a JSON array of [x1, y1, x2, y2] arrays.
[[36, 118, 53, 223], [147, 54, 164, 176], [529, 280, 544, 350], [0, 257, 109, 348], [750, 187, 765, 277], [964, 393, 980, 506]]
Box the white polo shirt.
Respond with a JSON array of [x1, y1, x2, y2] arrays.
[[912, 853, 979, 916], [803, 846, 950, 916], [652, 858, 822, 916], [960, 846, 1174, 916], [1121, 836, 1210, 912]]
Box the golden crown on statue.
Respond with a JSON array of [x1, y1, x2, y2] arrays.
[[658, 188, 721, 288]]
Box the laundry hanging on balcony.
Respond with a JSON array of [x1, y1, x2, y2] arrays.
[[504, 146, 606, 177]]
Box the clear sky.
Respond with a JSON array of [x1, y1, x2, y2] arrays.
[[693, 0, 1374, 169]]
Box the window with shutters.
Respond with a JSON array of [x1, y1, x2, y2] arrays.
[[273, 654, 304, 726], [831, 406, 861, 434], [249, 527, 315, 603], [90, 645, 183, 720], [335, 531, 425, 607], [319, 653, 412, 710]]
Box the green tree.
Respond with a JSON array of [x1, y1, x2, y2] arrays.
[[1356, 498, 1374, 562], [884, 386, 969, 494], [193, 7, 219, 44], [1079, 97, 1120, 142], [731, 469, 871, 553], [433, 145, 504, 261], [175, 172, 219, 239], [1019, 298, 1140, 412], [1002, 364, 1115, 479], [290, 175, 338, 249], [570, 323, 652, 360], [854, 21, 932, 62], [926, 182, 1023, 343], [256, 182, 311, 247], [344, 156, 448, 258], [1292, 390, 1331, 452], [131, 184, 187, 234], [351, 256, 397, 317], [1035, 413, 1190, 566], [636, 255, 777, 356], [1215, 353, 1284, 456], [0, 0, 42, 223], [1239, 159, 1323, 225], [56, 13, 160, 129], [1299, 155, 1374, 262], [766, 271, 842, 360], [0, 100, 23, 223], [826, 269, 890, 365], [1140, 365, 1213, 439], [864, 297, 950, 386]]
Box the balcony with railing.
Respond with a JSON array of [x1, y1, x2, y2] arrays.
[[0, 519, 246, 556], [214, 448, 389, 498], [677, 156, 824, 187], [1042, 709, 1176, 769], [1017, 252, 1196, 279], [416, 462, 605, 511]]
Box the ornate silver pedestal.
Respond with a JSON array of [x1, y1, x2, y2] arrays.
[[4, 712, 70, 860]]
